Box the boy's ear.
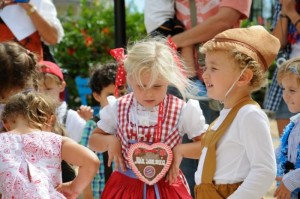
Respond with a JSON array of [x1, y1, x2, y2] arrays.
[[59, 81, 66, 92], [238, 69, 253, 85], [92, 92, 102, 104]]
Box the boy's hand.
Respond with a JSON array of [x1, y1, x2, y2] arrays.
[[77, 105, 93, 121], [274, 176, 291, 199], [107, 136, 126, 172], [56, 182, 80, 199], [166, 145, 183, 184]]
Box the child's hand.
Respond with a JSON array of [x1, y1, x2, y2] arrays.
[[166, 145, 183, 184], [107, 136, 126, 172], [56, 182, 80, 199], [77, 105, 93, 121], [274, 176, 291, 199]]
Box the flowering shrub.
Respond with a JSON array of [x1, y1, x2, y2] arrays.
[[53, 0, 146, 107]]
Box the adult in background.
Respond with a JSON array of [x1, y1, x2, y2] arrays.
[[0, 0, 64, 60]]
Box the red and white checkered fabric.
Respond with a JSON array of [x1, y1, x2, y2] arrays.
[[117, 93, 185, 167]]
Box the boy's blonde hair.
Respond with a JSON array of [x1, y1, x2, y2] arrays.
[[277, 57, 300, 86], [124, 37, 197, 99], [200, 26, 281, 92], [1, 92, 65, 135], [200, 47, 266, 92]]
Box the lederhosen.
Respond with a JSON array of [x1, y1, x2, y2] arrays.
[[195, 99, 258, 199], [0, 17, 43, 60]]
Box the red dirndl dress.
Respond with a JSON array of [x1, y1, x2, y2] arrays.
[[100, 94, 192, 199], [101, 170, 191, 199]]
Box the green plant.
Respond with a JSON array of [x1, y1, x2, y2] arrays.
[[53, 0, 146, 107]]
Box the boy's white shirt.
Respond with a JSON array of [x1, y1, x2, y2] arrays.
[[57, 101, 86, 143], [195, 104, 276, 199]]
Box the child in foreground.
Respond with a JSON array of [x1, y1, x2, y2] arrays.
[[89, 37, 207, 198], [167, 26, 281, 199], [274, 57, 300, 199], [0, 92, 99, 198]]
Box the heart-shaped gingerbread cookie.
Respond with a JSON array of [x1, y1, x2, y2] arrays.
[[127, 142, 173, 185]]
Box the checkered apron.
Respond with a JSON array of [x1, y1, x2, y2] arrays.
[[117, 93, 185, 167]]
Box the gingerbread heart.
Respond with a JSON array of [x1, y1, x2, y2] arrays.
[[127, 142, 173, 185]]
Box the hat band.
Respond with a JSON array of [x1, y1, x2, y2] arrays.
[[213, 38, 267, 70]]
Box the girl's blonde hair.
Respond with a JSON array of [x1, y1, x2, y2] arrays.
[[200, 45, 266, 92], [277, 57, 300, 86], [124, 37, 198, 100], [1, 92, 65, 135]]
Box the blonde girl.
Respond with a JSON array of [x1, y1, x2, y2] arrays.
[[89, 37, 206, 198], [275, 57, 300, 199]]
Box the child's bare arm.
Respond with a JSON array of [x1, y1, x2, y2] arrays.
[[181, 46, 196, 77], [89, 127, 126, 171], [56, 137, 100, 198], [167, 140, 202, 184]]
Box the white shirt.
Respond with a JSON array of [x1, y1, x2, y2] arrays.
[[97, 96, 208, 140], [0, 0, 64, 42], [144, 0, 175, 33], [195, 104, 276, 199], [57, 102, 86, 143]]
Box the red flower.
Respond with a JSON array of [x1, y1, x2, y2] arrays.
[[102, 27, 110, 35], [85, 36, 93, 47], [67, 48, 76, 55]]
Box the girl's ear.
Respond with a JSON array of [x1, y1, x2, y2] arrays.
[[43, 115, 56, 131], [238, 68, 253, 86]]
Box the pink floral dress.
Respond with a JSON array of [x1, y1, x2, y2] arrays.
[[0, 131, 65, 199]]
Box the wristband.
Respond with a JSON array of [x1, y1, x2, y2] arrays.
[[27, 6, 36, 16]]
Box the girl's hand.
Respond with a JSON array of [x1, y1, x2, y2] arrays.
[[77, 105, 93, 121], [107, 136, 126, 172], [166, 145, 183, 184], [56, 182, 80, 199], [274, 176, 291, 199]]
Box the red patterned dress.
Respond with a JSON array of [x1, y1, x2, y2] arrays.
[[0, 132, 65, 198], [98, 93, 206, 199]]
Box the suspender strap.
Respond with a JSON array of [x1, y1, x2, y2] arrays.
[[189, 0, 197, 27], [200, 99, 258, 183]]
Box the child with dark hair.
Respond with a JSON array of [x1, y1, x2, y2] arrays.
[[80, 62, 126, 198]]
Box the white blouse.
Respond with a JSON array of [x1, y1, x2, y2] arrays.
[[97, 95, 208, 140]]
